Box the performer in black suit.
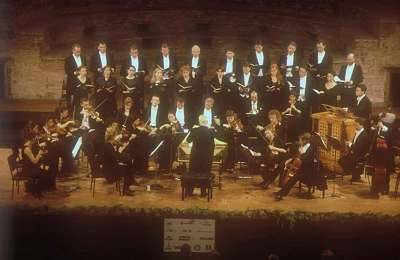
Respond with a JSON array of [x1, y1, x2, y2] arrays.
[[274, 133, 315, 200], [221, 48, 241, 78], [90, 41, 115, 78], [260, 63, 288, 112], [287, 66, 313, 132], [279, 41, 302, 80], [64, 43, 87, 110], [334, 53, 363, 107], [235, 62, 257, 116], [188, 44, 207, 93], [185, 115, 215, 196], [308, 40, 333, 81], [176, 65, 200, 115], [208, 67, 233, 115], [338, 118, 370, 181], [154, 43, 178, 79], [174, 97, 192, 129], [247, 40, 270, 78], [120, 44, 147, 77], [350, 84, 372, 120], [145, 95, 166, 129], [94, 66, 117, 122], [70, 66, 93, 119], [120, 66, 143, 114], [199, 97, 219, 128], [115, 96, 138, 131]]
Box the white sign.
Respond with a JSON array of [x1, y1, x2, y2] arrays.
[[163, 218, 215, 253]]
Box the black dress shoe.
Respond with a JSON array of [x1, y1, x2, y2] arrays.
[[273, 191, 283, 201], [350, 178, 362, 183]]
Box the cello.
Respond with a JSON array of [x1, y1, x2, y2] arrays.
[[371, 136, 388, 195], [280, 153, 302, 187]]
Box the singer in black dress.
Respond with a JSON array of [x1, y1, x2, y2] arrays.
[[95, 66, 117, 122]]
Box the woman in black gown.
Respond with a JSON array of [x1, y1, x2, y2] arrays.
[[95, 66, 117, 122], [120, 66, 143, 114], [209, 67, 232, 115], [261, 64, 287, 112], [175, 65, 199, 115], [148, 67, 171, 110], [71, 66, 93, 119], [322, 72, 341, 106]]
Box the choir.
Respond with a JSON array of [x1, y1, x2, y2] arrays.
[[13, 40, 399, 199]]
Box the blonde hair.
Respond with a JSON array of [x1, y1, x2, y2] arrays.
[[270, 64, 283, 84], [179, 65, 191, 77], [150, 67, 163, 84]]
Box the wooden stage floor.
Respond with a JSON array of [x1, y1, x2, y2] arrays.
[[1, 148, 400, 215]]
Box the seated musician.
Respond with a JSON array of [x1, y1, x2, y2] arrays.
[[185, 115, 215, 196], [158, 112, 183, 171], [116, 96, 137, 131], [174, 97, 192, 130], [22, 131, 52, 198], [245, 91, 263, 126], [338, 117, 370, 182], [55, 106, 78, 175], [103, 125, 134, 196], [145, 95, 166, 129], [246, 128, 286, 188], [274, 133, 315, 200], [219, 110, 245, 171], [282, 93, 304, 143], [128, 118, 152, 176], [257, 109, 284, 141], [348, 84, 372, 120]]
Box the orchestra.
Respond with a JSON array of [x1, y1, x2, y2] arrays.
[[14, 40, 398, 200]]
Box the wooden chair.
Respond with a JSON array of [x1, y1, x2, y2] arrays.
[[7, 154, 29, 200], [181, 173, 214, 202]]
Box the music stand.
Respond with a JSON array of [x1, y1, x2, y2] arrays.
[[326, 135, 343, 197]]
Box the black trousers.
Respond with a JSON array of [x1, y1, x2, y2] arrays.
[[338, 153, 361, 180], [277, 172, 304, 197]]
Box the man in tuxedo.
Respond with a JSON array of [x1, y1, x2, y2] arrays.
[[200, 97, 219, 128], [174, 97, 192, 129], [185, 115, 215, 196], [90, 41, 115, 78], [334, 53, 363, 107], [274, 133, 315, 200], [154, 43, 178, 79], [350, 84, 372, 120], [121, 44, 147, 77], [338, 117, 370, 181], [188, 45, 207, 88], [279, 41, 302, 80], [308, 40, 333, 81], [288, 66, 313, 131], [64, 43, 87, 110], [247, 40, 270, 78], [222, 48, 241, 77], [145, 95, 165, 129]]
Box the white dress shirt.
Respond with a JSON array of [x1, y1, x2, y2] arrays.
[[191, 56, 199, 68], [163, 55, 170, 70], [99, 52, 107, 68], [357, 94, 366, 106], [251, 101, 258, 114], [345, 63, 355, 82], [299, 143, 310, 154], [244, 73, 250, 86], [80, 109, 90, 129], [256, 51, 264, 65], [175, 107, 185, 127], [286, 54, 294, 66], [130, 56, 139, 71], [351, 128, 364, 146], [299, 76, 307, 101], [203, 108, 212, 127], [150, 105, 159, 127], [317, 51, 325, 64], [225, 59, 233, 74], [73, 54, 82, 68]]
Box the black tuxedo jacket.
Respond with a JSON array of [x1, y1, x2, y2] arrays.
[[288, 75, 314, 103], [174, 107, 193, 129], [120, 55, 148, 76], [237, 73, 257, 92], [90, 52, 115, 73], [352, 96, 372, 119], [299, 143, 315, 175], [154, 54, 178, 72], [221, 58, 241, 75], [187, 56, 207, 78], [279, 53, 302, 77], [350, 130, 370, 161], [144, 105, 166, 128], [64, 55, 87, 77], [338, 64, 363, 85], [187, 125, 215, 174], [247, 51, 271, 76], [308, 51, 333, 77]]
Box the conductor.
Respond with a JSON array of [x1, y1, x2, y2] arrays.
[[185, 115, 215, 196]]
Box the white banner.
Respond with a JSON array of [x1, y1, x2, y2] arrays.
[[163, 218, 215, 253]]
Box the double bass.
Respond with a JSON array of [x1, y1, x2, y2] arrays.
[[371, 136, 388, 195]]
